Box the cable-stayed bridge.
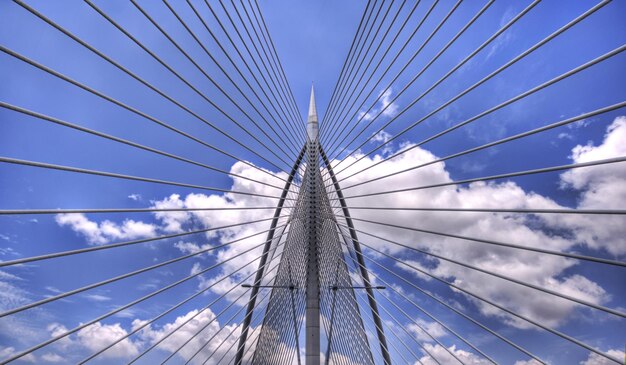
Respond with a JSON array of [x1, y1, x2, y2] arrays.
[[0, 1, 624, 364]]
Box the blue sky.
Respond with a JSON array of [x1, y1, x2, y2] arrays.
[[0, 0, 625, 364]]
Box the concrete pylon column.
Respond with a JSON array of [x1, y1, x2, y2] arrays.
[[305, 85, 320, 364]]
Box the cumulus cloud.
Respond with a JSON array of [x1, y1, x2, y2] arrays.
[[83, 294, 112, 302], [552, 116, 626, 255], [47, 323, 73, 351], [358, 88, 399, 122], [53, 159, 289, 304], [134, 308, 241, 364], [76, 322, 140, 359], [514, 360, 543, 365], [152, 194, 190, 233], [579, 348, 625, 365], [55, 213, 157, 245], [174, 240, 213, 256], [407, 319, 447, 343], [416, 344, 492, 365], [36, 308, 258, 365], [40, 352, 64, 363], [331, 116, 626, 329], [45, 114, 624, 360], [0, 346, 36, 363], [148, 161, 291, 300]]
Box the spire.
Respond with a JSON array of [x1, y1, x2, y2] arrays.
[[307, 84, 319, 141]]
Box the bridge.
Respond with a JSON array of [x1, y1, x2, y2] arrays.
[[0, 1, 624, 364]]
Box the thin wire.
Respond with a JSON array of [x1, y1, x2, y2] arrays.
[[316, 217, 372, 364], [0, 45, 289, 184], [334, 155, 626, 200], [163, 253, 284, 364], [355, 237, 622, 364], [325, 0, 382, 129], [130, 0, 293, 169], [251, 0, 304, 129], [363, 248, 546, 363], [326, 0, 488, 157], [336, 227, 501, 364], [184, 0, 302, 151], [240, 0, 302, 128], [0, 101, 285, 191], [324, 0, 389, 127], [329, 0, 612, 175], [0, 156, 295, 200], [340, 101, 626, 189], [157, 0, 301, 157], [0, 224, 285, 319], [323, 0, 441, 149], [348, 206, 626, 215], [14, 0, 289, 172], [351, 287, 420, 365], [128, 231, 288, 364], [0, 206, 279, 215], [88, 0, 298, 160], [221, 0, 302, 135], [345, 216, 626, 267], [321, 0, 408, 143], [79, 247, 274, 364], [192, 281, 276, 365], [321, 185, 368, 365], [196, 272, 278, 365], [334, 226, 440, 364], [221, 0, 306, 143], [0, 216, 285, 268], [319, 0, 424, 142], [162, 0, 300, 159], [127, 266, 270, 364], [233, 145, 306, 365], [321, 0, 373, 135], [343, 224, 626, 318], [198, 0, 305, 145], [318, 191, 378, 365], [0, 229, 279, 364]]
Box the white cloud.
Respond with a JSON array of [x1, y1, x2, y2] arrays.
[[174, 240, 212, 256], [148, 161, 290, 300], [372, 130, 394, 155], [37, 114, 621, 365], [579, 348, 625, 365], [379, 88, 399, 117], [128, 193, 142, 201], [135, 308, 240, 364], [407, 319, 447, 343], [45, 286, 62, 294], [47, 323, 73, 350], [83, 294, 112, 302], [372, 130, 392, 144], [0, 273, 42, 343], [152, 194, 189, 233], [330, 116, 626, 329], [358, 88, 399, 122], [55, 213, 158, 245], [553, 116, 626, 255], [514, 359, 543, 365], [40, 352, 64, 363], [0, 346, 36, 363], [416, 343, 492, 365], [0, 270, 21, 281], [76, 322, 140, 359]]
